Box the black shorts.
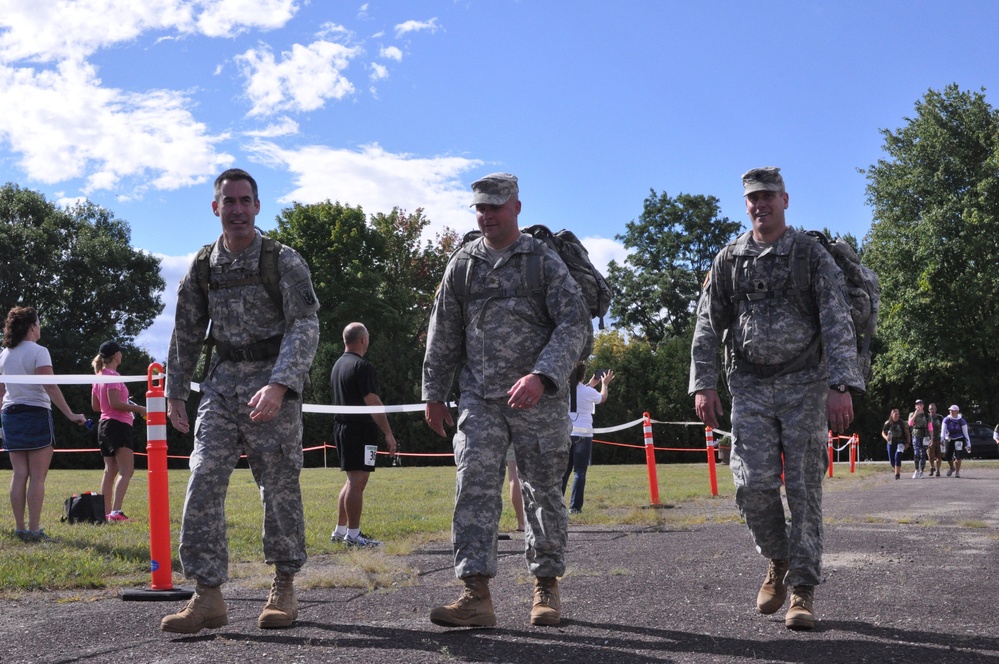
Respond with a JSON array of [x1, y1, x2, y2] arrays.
[[333, 420, 379, 472], [99, 419, 135, 457]]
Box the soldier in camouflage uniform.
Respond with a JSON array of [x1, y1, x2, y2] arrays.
[[423, 173, 589, 628], [161, 169, 320, 634], [689, 167, 864, 630]]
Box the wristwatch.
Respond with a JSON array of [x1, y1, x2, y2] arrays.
[[831, 384, 849, 393]]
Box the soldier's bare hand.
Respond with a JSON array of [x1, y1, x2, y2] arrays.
[[249, 383, 288, 422], [827, 390, 854, 433], [425, 401, 453, 437], [167, 398, 190, 433], [508, 374, 543, 409], [694, 389, 724, 429]]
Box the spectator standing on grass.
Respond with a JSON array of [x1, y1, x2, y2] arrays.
[[422, 172, 589, 628], [927, 402, 944, 477], [329, 322, 397, 547], [91, 340, 146, 522], [0, 306, 87, 542], [941, 405, 970, 478], [505, 449, 526, 533], [882, 408, 910, 480], [562, 362, 614, 514], [161, 168, 319, 634], [908, 400, 929, 478], [690, 167, 864, 631]]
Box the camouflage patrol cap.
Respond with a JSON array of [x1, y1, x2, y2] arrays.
[[470, 172, 518, 206], [742, 166, 785, 196]]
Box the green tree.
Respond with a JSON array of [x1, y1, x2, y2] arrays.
[[0, 184, 164, 464], [608, 190, 741, 346], [862, 84, 999, 425]]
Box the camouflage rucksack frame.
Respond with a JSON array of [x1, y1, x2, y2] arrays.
[[720, 230, 879, 381], [450, 224, 613, 358]]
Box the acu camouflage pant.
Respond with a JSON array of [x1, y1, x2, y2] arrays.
[[729, 379, 828, 587], [179, 388, 306, 586], [451, 392, 571, 579]]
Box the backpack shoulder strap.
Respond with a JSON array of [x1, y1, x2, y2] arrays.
[[259, 236, 284, 312], [194, 241, 215, 298]]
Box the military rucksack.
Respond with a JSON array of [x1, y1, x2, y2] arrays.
[[450, 225, 613, 357], [720, 230, 879, 381], [194, 235, 283, 311]]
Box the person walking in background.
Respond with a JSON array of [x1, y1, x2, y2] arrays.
[[882, 408, 910, 480], [690, 167, 864, 631], [562, 363, 614, 514], [941, 405, 970, 478], [0, 306, 87, 542], [907, 400, 928, 479], [329, 322, 397, 547], [91, 340, 146, 522], [505, 449, 526, 533], [926, 402, 944, 477], [162, 168, 320, 634], [423, 172, 589, 628]]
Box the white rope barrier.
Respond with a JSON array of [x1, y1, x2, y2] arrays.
[[0, 374, 148, 384]]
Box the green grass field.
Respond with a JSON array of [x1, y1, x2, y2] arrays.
[[0, 461, 891, 594]]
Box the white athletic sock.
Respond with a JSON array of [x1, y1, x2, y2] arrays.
[[347, 528, 360, 539], [333, 525, 348, 537]]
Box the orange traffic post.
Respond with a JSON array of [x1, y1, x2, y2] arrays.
[[705, 426, 719, 497], [827, 430, 835, 478], [849, 433, 857, 473], [121, 363, 192, 601], [643, 412, 660, 505]]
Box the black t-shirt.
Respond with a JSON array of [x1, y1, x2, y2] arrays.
[[330, 352, 379, 423]]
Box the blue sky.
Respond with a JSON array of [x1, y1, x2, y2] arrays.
[[2, 1, 998, 360]]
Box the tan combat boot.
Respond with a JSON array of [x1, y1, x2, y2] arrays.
[[160, 583, 228, 634], [429, 575, 496, 627], [784, 585, 816, 630], [756, 558, 790, 614], [530, 576, 561, 626], [258, 571, 298, 629]]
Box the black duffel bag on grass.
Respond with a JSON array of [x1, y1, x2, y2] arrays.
[[61, 492, 106, 524]]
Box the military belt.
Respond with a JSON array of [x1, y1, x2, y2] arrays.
[[215, 335, 283, 362]]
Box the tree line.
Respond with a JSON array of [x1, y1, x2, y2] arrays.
[[3, 83, 997, 468]]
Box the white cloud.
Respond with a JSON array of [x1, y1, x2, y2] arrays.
[[0, 0, 299, 64], [379, 46, 403, 61], [580, 236, 629, 277], [394, 18, 439, 38], [133, 252, 196, 362], [236, 40, 361, 116], [195, 0, 300, 39], [0, 59, 232, 193], [248, 140, 481, 236], [369, 62, 388, 81], [243, 117, 300, 137]]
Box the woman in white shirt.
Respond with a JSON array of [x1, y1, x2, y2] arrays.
[[561, 362, 614, 513], [0, 306, 87, 542]]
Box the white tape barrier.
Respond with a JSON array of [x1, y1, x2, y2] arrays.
[[0, 373, 714, 426], [0, 373, 148, 384]]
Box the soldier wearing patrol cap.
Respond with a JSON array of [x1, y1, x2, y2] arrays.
[[423, 172, 589, 628], [690, 166, 864, 630]]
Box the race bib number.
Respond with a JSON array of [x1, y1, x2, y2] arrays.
[[955, 440, 964, 451], [364, 445, 378, 466], [896, 443, 905, 454]]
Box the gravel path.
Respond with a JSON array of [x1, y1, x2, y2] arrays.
[[4, 465, 998, 663]]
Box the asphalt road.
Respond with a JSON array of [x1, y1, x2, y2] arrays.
[[4, 465, 999, 663]]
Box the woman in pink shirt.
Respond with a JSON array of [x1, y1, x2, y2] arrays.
[[91, 341, 146, 521]]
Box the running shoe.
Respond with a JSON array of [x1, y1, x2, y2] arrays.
[[107, 512, 130, 523], [343, 532, 381, 547]]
